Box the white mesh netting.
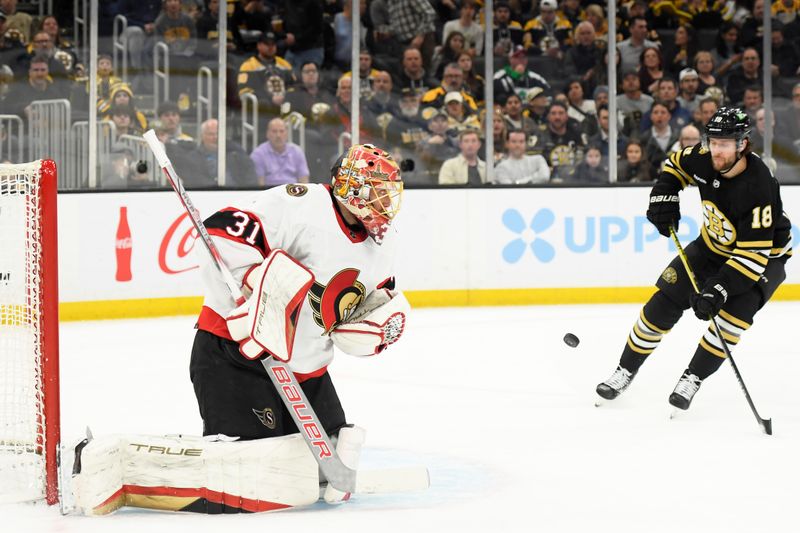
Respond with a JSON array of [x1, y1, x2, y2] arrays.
[[0, 161, 47, 503]]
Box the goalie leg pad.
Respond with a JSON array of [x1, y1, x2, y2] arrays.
[[323, 425, 366, 503], [70, 433, 319, 515]]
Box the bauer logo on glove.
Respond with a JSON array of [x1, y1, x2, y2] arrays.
[[330, 289, 410, 356]]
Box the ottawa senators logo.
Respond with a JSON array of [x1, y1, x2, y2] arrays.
[[252, 407, 276, 429], [308, 269, 366, 333], [285, 184, 308, 197]]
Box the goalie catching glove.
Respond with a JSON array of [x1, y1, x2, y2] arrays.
[[330, 289, 410, 356], [226, 250, 315, 361]]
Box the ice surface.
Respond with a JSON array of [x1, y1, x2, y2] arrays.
[[3, 302, 799, 532]]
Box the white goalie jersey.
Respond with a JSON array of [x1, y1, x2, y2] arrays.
[[196, 183, 398, 377]]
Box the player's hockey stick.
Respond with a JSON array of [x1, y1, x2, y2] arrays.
[[143, 130, 429, 493], [669, 227, 773, 435]]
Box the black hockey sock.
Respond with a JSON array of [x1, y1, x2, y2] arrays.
[[687, 346, 726, 380], [620, 346, 648, 373]]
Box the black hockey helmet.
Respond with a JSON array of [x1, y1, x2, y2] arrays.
[[704, 106, 751, 144]]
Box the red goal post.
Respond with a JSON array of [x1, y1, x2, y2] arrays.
[[0, 159, 60, 505]]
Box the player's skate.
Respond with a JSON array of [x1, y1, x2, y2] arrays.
[[669, 371, 703, 410], [596, 365, 637, 402]]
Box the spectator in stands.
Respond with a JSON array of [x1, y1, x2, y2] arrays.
[[491, 1, 524, 57], [483, 109, 509, 165], [640, 102, 678, 179], [523, 0, 573, 59], [109, 104, 138, 139], [392, 47, 437, 96], [369, 0, 398, 57], [770, 20, 800, 77], [618, 70, 654, 138], [670, 123, 702, 154], [438, 129, 485, 185], [711, 22, 743, 78], [196, 0, 242, 61], [503, 93, 536, 136], [617, 140, 652, 182], [561, 0, 588, 27], [584, 4, 608, 42], [102, 83, 148, 132], [101, 145, 155, 189], [379, 88, 426, 157], [640, 78, 691, 132], [726, 47, 763, 106], [40, 16, 81, 77], [694, 96, 719, 129], [565, 79, 596, 128], [589, 105, 628, 158], [433, 31, 467, 80], [493, 46, 551, 105], [250, 117, 310, 186], [530, 102, 586, 180], [155, 0, 198, 111], [568, 145, 608, 183], [457, 52, 484, 106], [91, 54, 123, 114], [750, 106, 800, 182], [285, 61, 333, 119], [494, 129, 550, 184], [442, 1, 483, 56], [332, 0, 366, 71], [119, 0, 161, 86], [740, 0, 766, 48], [617, 16, 659, 74], [0, 9, 25, 70], [773, 0, 799, 24], [387, 0, 437, 70], [230, 0, 272, 53], [783, 82, 800, 143], [638, 47, 664, 96], [693, 50, 717, 94], [417, 106, 459, 182], [6, 55, 66, 119], [283, 0, 325, 73], [666, 24, 697, 78], [17, 31, 71, 87], [742, 85, 764, 121], [443, 91, 481, 135], [677, 68, 701, 114], [182, 118, 258, 187], [0, 0, 31, 43], [341, 50, 379, 101], [525, 86, 550, 127], [157, 100, 193, 142], [564, 21, 602, 89], [422, 62, 478, 111], [238, 32, 293, 115], [582, 85, 611, 137]]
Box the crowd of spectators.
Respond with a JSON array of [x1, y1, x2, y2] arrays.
[[2, 0, 800, 188]]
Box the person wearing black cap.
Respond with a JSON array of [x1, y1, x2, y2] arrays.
[[156, 100, 193, 143], [491, 1, 524, 57], [597, 107, 792, 412], [237, 31, 294, 101]]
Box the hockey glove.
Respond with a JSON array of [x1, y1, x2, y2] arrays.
[[690, 278, 728, 320], [646, 183, 681, 237], [330, 289, 410, 356]]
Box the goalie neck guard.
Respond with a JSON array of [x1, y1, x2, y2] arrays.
[[331, 144, 403, 245]]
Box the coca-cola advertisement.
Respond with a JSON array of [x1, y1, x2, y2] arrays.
[[115, 206, 133, 282]]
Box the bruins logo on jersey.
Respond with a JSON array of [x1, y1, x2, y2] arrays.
[[308, 269, 366, 333], [661, 267, 678, 284], [286, 184, 308, 197], [702, 201, 736, 246]]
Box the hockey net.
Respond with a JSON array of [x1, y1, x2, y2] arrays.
[[0, 160, 60, 505]]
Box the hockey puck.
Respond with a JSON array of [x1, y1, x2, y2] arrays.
[[563, 333, 580, 348]]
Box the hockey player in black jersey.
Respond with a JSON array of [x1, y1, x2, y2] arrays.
[[596, 107, 792, 410]]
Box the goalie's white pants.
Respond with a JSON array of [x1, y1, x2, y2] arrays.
[[70, 433, 320, 515]]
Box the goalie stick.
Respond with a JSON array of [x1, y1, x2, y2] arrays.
[[669, 227, 772, 436], [143, 130, 429, 493]]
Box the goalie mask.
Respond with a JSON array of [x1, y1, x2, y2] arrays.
[[331, 144, 403, 244]]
